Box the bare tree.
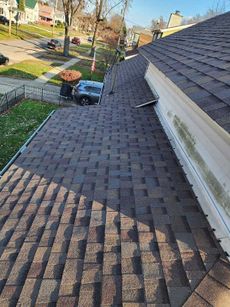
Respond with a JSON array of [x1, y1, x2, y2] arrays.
[[151, 16, 167, 31], [183, 0, 226, 24], [61, 0, 85, 56], [90, 0, 131, 54]]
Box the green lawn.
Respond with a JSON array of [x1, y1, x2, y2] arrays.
[[20, 24, 64, 38], [0, 99, 58, 170], [0, 23, 64, 40], [0, 60, 54, 79], [0, 23, 83, 40], [49, 59, 105, 85]]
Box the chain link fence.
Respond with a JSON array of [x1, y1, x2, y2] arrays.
[[0, 84, 74, 113]]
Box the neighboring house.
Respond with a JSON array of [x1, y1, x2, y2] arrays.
[[131, 11, 195, 48], [152, 23, 195, 41], [138, 29, 153, 47], [17, 0, 39, 23], [127, 25, 145, 46], [38, 2, 53, 25], [55, 10, 64, 24], [140, 12, 230, 255], [0, 0, 18, 21]]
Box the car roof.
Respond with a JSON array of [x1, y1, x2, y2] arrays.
[[78, 80, 103, 88]]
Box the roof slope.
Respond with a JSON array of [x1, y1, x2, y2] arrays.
[[16, 0, 37, 9], [140, 12, 230, 133], [0, 56, 227, 306]]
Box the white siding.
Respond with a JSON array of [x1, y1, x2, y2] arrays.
[[145, 62, 230, 256]]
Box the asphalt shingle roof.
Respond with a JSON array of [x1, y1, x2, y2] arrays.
[[0, 55, 229, 306], [140, 12, 230, 134]]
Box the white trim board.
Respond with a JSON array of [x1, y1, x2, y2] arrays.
[[145, 62, 230, 258]]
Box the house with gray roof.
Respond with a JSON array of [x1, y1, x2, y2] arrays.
[[139, 11, 230, 257]]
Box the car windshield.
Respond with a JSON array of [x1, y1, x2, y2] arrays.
[[86, 86, 101, 94], [94, 87, 101, 94]]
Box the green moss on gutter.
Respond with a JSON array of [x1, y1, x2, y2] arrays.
[[167, 111, 172, 118], [173, 115, 230, 217]]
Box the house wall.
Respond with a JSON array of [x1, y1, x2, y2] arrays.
[[145, 62, 230, 254], [19, 4, 39, 23], [38, 3, 53, 25], [0, 0, 18, 20], [138, 33, 153, 47]]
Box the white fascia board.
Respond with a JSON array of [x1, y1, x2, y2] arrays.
[[145, 62, 230, 258]]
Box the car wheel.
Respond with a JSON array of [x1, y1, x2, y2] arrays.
[[80, 96, 91, 106]]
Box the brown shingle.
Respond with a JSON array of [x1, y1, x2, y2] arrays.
[[140, 12, 230, 133], [195, 275, 230, 306], [0, 55, 227, 306]]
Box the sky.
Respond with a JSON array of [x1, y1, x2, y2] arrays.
[[126, 0, 230, 28]]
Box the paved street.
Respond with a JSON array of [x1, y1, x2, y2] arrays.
[[0, 38, 50, 64], [0, 57, 80, 95], [0, 36, 88, 65]]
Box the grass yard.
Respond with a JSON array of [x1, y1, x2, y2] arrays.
[[0, 99, 58, 170], [0, 23, 64, 40], [0, 23, 83, 40], [49, 59, 105, 85], [20, 24, 64, 38], [0, 60, 55, 79]]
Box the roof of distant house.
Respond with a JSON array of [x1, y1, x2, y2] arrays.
[[16, 0, 37, 9], [38, 3, 53, 18], [26, 0, 37, 9], [156, 23, 195, 33], [140, 12, 230, 134]]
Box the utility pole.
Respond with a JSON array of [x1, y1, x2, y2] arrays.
[[8, 0, 12, 36], [90, 0, 104, 55], [52, 0, 58, 37], [109, 0, 129, 95], [117, 0, 128, 49]]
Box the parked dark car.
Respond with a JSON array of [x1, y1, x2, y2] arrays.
[[0, 15, 9, 25], [87, 36, 93, 42], [47, 39, 62, 50], [74, 80, 103, 105], [0, 53, 9, 65], [71, 37, 81, 45]]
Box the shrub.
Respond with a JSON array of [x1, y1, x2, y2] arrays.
[[59, 70, 82, 83]]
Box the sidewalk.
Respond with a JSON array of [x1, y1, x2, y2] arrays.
[[0, 77, 58, 94], [34, 58, 80, 84], [0, 57, 80, 94]]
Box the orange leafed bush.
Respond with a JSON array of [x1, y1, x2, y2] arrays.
[[59, 70, 82, 82]]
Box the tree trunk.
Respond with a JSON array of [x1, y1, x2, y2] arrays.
[[90, 21, 99, 56], [63, 25, 70, 57]]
